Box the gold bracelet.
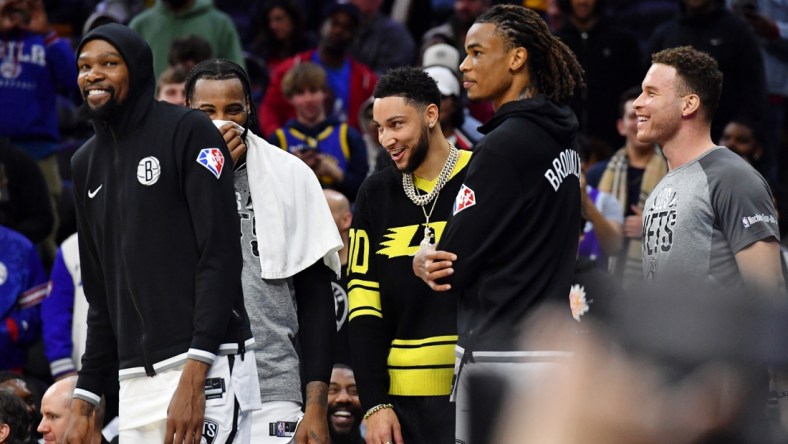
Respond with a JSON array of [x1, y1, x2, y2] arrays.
[[363, 403, 394, 421]]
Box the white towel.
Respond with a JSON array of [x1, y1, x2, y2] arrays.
[[213, 120, 343, 279]]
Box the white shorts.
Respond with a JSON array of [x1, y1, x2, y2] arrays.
[[250, 401, 303, 443], [118, 350, 261, 443]]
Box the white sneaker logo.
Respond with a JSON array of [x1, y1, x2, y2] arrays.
[[88, 185, 103, 199]]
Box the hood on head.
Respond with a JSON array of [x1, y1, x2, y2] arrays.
[[77, 23, 155, 106]]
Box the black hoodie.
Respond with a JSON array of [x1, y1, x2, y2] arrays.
[[71, 24, 250, 403], [437, 95, 581, 352]]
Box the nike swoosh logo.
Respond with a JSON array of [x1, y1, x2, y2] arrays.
[[88, 185, 103, 199]]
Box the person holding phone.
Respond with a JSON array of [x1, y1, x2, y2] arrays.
[[269, 62, 368, 201]]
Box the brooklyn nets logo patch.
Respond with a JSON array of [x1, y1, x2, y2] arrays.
[[201, 418, 219, 444], [137, 156, 161, 186], [332, 281, 348, 332]]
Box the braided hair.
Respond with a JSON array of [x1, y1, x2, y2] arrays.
[[184, 58, 259, 130], [476, 5, 585, 104]]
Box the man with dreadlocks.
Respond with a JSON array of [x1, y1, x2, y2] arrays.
[[413, 5, 585, 442], [185, 58, 343, 444]]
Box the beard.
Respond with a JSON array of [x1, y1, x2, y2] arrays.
[[327, 403, 363, 444], [402, 123, 430, 173], [79, 92, 123, 122]]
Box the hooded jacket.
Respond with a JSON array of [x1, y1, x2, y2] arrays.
[[71, 24, 250, 404], [437, 95, 581, 352], [129, 0, 245, 79]]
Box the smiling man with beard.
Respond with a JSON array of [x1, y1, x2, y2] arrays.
[[66, 24, 259, 443], [327, 365, 363, 444], [346, 66, 472, 444]]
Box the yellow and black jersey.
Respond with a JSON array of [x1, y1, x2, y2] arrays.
[[347, 149, 471, 411]]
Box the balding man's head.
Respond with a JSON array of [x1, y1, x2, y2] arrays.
[[324, 190, 352, 233], [38, 377, 76, 444]]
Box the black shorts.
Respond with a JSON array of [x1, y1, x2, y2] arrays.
[[391, 394, 454, 444]]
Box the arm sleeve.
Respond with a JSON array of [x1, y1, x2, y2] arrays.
[[72, 161, 117, 405], [41, 246, 77, 377], [178, 113, 243, 363], [293, 261, 335, 385], [336, 125, 369, 201], [712, 165, 779, 254], [346, 184, 392, 411]]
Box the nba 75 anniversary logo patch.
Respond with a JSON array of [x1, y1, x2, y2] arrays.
[[453, 184, 476, 215], [197, 148, 225, 179]]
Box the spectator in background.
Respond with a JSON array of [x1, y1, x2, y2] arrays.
[[155, 65, 187, 106], [0, 0, 79, 264], [0, 226, 46, 373], [647, 0, 768, 145], [0, 138, 54, 253], [38, 376, 102, 444], [40, 232, 120, 442], [270, 62, 368, 201], [424, 65, 477, 150], [81, 0, 129, 36], [0, 371, 40, 443], [421, 42, 487, 138], [0, 373, 36, 421], [249, 0, 317, 76], [0, 391, 30, 444], [554, 0, 643, 153], [422, 0, 491, 57], [349, 0, 416, 74], [578, 164, 623, 269], [258, 2, 376, 138], [129, 0, 245, 79], [324, 189, 352, 365], [327, 364, 364, 444], [729, 0, 788, 184], [595, 87, 667, 289], [41, 233, 84, 381], [720, 118, 764, 172], [357, 97, 387, 173], [166, 34, 213, 75]]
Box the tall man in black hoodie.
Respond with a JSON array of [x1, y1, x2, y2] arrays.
[[64, 24, 259, 443], [414, 5, 584, 443]]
